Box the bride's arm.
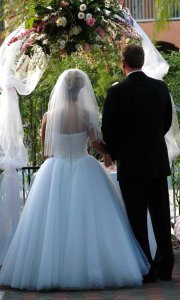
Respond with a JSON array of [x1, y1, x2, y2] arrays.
[[41, 113, 48, 161], [88, 128, 107, 153], [92, 140, 107, 154], [88, 128, 112, 167]]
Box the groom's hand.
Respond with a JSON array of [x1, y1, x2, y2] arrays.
[[103, 154, 112, 168]]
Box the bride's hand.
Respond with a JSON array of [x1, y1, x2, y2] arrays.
[[103, 154, 112, 168]]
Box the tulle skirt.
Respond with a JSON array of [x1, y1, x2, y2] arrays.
[[0, 155, 149, 290]]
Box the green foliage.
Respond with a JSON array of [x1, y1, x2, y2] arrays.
[[20, 48, 124, 165]]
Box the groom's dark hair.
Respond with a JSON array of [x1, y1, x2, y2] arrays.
[[122, 44, 144, 68]]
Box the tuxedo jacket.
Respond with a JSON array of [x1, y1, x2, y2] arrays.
[[102, 71, 172, 181]]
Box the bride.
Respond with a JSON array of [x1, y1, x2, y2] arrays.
[[0, 69, 150, 291]]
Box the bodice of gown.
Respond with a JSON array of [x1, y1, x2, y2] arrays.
[[53, 131, 89, 159]]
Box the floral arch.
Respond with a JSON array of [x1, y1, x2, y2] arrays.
[[0, 0, 179, 264]]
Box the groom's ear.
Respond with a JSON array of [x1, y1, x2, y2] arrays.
[[121, 59, 126, 75]]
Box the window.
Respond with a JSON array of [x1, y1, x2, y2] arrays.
[[125, 0, 180, 21]]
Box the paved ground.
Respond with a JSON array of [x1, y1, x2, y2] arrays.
[[0, 249, 180, 300]]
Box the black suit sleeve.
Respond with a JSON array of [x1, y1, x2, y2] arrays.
[[101, 88, 117, 161]]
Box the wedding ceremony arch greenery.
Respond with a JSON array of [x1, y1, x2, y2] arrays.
[[0, 0, 142, 164]]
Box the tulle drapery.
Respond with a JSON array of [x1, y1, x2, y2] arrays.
[[0, 25, 47, 264]]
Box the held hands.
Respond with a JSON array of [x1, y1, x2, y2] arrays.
[[103, 153, 113, 168], [42, 155, 48, 161]]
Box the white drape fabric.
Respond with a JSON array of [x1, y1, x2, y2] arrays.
[[0, 25, 47, 264]]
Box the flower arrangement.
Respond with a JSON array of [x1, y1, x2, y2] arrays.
[[6, 0, 141, 58]]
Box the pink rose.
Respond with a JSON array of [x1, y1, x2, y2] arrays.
[[85, 17, 96, 27], [8, 15, 15, 19], [20, 41, 32, 53], [60, 1, 69, 7], [40, 20, 46, 30], [95, 26, 106, 38], [83, 43, 90, 51]]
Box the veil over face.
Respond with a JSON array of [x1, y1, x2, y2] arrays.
[[44, 69, 101, 157]]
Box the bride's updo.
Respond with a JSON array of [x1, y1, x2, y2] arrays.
[[65, 69, 86, 102]]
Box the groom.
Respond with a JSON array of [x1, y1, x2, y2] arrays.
[[102, 44, 174, 282]]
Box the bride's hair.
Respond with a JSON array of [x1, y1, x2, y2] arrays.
[[65, 69, 86, 102]]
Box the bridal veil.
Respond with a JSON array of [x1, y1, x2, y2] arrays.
[[44, 69, 101, 157]]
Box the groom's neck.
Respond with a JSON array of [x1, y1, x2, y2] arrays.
[[125, 67, 142, 77]]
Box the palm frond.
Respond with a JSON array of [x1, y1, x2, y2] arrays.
[[154, 0, 179, 32]]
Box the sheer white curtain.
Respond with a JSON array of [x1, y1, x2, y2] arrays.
[[0, 25, 47, 264]]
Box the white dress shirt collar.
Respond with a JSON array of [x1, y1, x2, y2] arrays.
[[127, 70, 143, 77]]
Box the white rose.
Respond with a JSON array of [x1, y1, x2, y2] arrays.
[[95, 35, 101, 42], [30, 33, 38, 42], [43, 16, 49, 21], [56, 17, 67, 27], [69, 25, 82, 36], [75, 44, 82, 51], [60, 40, 66, 47], [94, 44, 101, 49], [80, 4, 87, 11], [42, 39, 49, 45], [86, 13, 92, 19], [78, 12, 85, 19]]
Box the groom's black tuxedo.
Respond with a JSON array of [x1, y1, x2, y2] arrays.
[[102, 71, 172, 181], [102, 71, 174, 280]]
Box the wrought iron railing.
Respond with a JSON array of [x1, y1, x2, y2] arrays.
[[125, 0, 180, 22], [20, 166, 39, 203]]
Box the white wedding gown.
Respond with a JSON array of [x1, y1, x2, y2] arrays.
[[0, 131, 149, 290]]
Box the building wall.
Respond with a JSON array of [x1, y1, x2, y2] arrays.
[[139, 21, 180, 49], [124, 0, 180, 49]]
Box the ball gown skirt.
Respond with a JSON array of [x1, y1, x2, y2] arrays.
[[0, 132, 150, 290]]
